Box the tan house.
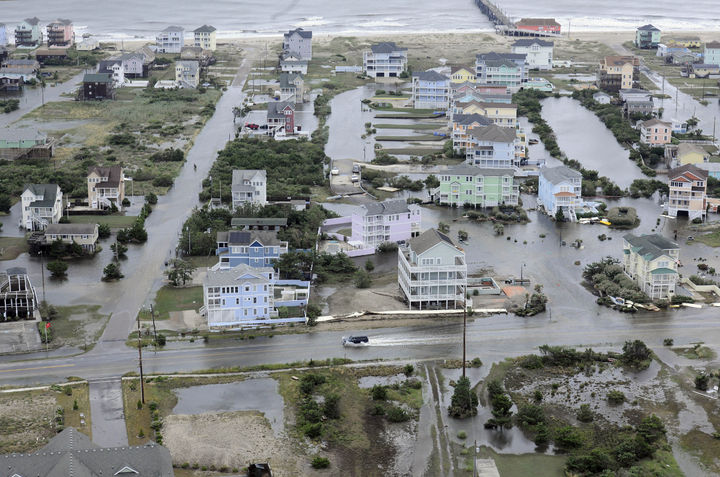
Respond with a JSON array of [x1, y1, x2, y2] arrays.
[[44, 223, 99, 252], [598, 56, 639, 92], [454, 100, 517, 128], [622, 233, 679, 299], [450, 66, 476, 84], [676, 143, 708, 166], [667, 164, 707, 221], [87, 166, 125, 210], [193, 25, 216, 51], [639, 119, 671, 146]]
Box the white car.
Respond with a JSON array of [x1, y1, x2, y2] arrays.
[[331, 168, 339, 175]]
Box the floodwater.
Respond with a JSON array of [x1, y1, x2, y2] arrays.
[[325, 85, 377, 161], [172, 378, 285, 436]]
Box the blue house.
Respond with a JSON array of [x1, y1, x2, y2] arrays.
[[215, 230, 289, 269], [0, 23, 7, 47], [411, 70, 450, 109], [465, 124, 517, 169], [538, 165, 582, 220], [202, 263, 310, 329], [475, 52, 527, 91]]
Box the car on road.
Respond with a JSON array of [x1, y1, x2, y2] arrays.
[[331, 168, 339, 175], [352, 164, 361, 174], [342, 335, 369, 346]]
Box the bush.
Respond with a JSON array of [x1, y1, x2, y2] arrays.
[[663, 338, 674, 346], [311, 457, 330, 469], [517, 404, 545, 427], [364, 259, 375, 272], [554, 425, 584, 449], [386, 406, 410, 422], [372, 385, 388, 401], [354, 270, 372, 288], [577, 404, 594, 422], [102, 263, 124, 281], [323, 393, 340, 419], [695, 373, 710, 391], [622, 340, 651, 369], [152, 176, 173, 187], [145, 192, 158, 205], [449, 376, 479, 418], [98, 223, 111, 239], [47, 260, 68, 278], [607, 390, 626, 404], [403, 364, 414, 376]]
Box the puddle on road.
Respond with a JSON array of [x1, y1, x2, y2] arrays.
[[172, 379, 285, 436]]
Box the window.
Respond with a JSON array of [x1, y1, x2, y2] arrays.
[[245, 286, 250, 292]]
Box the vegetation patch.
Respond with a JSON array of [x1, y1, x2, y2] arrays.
[[671, 344, 717, 360]]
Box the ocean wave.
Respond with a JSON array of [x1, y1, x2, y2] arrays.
[[357, 19, 408, 28], [295, 16, 330, 28], [550, 15, 720, 32]]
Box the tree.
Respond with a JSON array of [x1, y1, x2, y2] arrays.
[[438, 222, 450, 233], [98, 223, 111, 239], [354, 270, 372, 288], [448, 376, 478, 418], [47, 260, 68, 278], [111, 241, 128, 260], [424, 174, 440, 189], [165, 259, 196, 286], [364, 259, 375, 272], [145, 192, 158, 205], [621, 340, 651, 368], [555, 208, 565, 222], [102, 263, 124, 281], [306, 304, 321, 326], [695, 373, 710, 391]]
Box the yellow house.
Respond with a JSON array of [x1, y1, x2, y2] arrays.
[[668, 37, 701, 48], [193, 25, 217, 51], [677, 143, 708, 165], [450, 66, 475, 84], [456, 100, 517, 128]]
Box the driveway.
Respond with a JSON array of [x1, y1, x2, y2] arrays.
[[89, 378, 129, 447]]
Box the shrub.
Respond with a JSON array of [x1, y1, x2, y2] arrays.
[[364, 259, 375, 272], [371, 385, 388, 401], [386, 406, 410, 422], [663, 338, 674, 346], [533, 390, 543, 402], [470, 357, 482, 367], [403, 364, 414, 376], [47, 260, 69, 278], [311, 457, 330, 469], [517, 404, 545, 427], [323, 393, 340, 419], [554, 425, 584, 449], [145, 192, 158, 205], [102, 263, 124, 281], [695, 373, 710, 391], [98, 223, 111, 239], [354, 270, 372, 288], [137, 400, 143, 409], [577, 404, 594, 422], [607, 390, 626, 404], [369, 404, 385, 416], [449, 376, 478, 418], [457, 430, 467, 439]]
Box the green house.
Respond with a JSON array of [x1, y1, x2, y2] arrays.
[[437, 164, 518, 208], [635, 24, 661, 49]]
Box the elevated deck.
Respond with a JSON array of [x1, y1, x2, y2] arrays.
[[475, 0, 514, 27]]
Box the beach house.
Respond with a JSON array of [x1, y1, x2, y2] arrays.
[[267, 101, 295, 133], [598, 56, 639, 92], [622, 234, 679, 299], [215, 230, 289, 269], [397, 229, 467, 310], [21, 184, 63, 231], [46, 19, 74, 47], [81, 73, 115, 100], [639, 119, 672, 146], [538, 165, 583, 220], [87, 166, 125, 210], [451, 113, 493, 152], [676, 143, 709, 166], [279, 72, 306, 103], [279, 51, 308, 74], [0, 267, 38, 320], [411, 70, 450, 109], [363, 42, 408, 78], [635, 24, 661, 49], [465, 124, 517, 169], [437, 164, 518, 208], [452, 100, 517, 128], [475, 52, 527, 91], [0, 128, 54, 160], [175, 60, 200, 88], [667, 164, 707, 221], [450, 66, 476, 84], [703, 41, 720, 66], [283, 28, 312, 60], [511, 39, 554, 70], [44, 223, 99, 253], [15, 17, 42, 47], [156, 26, 184, 53], [231, 169, 267, 207], [193, 25, 216, 51], [351, 199, 421, 249]]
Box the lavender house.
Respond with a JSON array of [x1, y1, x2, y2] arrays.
[[351, 199, 421, 249]]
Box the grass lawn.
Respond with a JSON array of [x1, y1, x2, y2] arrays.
[[68, 214, 138, 228], [375, 134, 445, 141], [671, 345, 717, 360], [47, 304, 110, 350], [476, 446, 566, 477], [137, 285, 203, 321], [374, 112, 444, 119], [56, 382, 92, 438], [373, 123, 442, 130], [694, 230, 720, 247], [0, 236, 29, 261], [381, 147, 444, 155]]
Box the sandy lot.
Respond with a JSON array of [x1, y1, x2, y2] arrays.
[[163, 411, 305, 474], [0, 391, 56, 454]]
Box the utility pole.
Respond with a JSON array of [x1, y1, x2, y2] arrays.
[[150, 303, 158, 348], [39, 251, 46, 303], [462, 281, 467, 378], [137, 315, 145, 403]]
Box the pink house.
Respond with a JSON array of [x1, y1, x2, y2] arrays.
[[351, 199, 422, 249], [47, 19, 74, 47], [640, 119, 672, 146]]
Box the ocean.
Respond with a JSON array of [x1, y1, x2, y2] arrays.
[[2, 0, 720, 41]]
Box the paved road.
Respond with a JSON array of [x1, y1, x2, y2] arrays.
[[89, 378, 129, 447]]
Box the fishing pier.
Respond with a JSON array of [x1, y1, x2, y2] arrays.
[[474, 0, 562, 37]]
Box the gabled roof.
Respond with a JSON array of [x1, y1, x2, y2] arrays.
[[162, 25, 184, 32], [476, 51, 526, 62], [641, 118, 671, 128], [88, 166, 123, 188], [231, 217, 288, 227], [408, 228, 459, 255], [456, 99, 517, 110], [194, 24, 216, 33], [706, 41, 720, 49], [370, 42, 407, 54], [637, 24, 660, 31], [361, 199, 411, 216], [669, 163, 708, 180], [83, 73, 113, 83], [512, 39, 554, 47], [216, 230, 284, 246], [444, 164, 515, 177], [413, 70, 448, 82], [623, 233, 679, 261], [285, 28, 312, 39], [176, 60, 199, 74], [267, 101, 295, 119], [450, 65, 474, 74], [22, 183, 59, 207], [677, 143, 708, 157], [467, 124, 517, 143], [205, 263, 273, 287], [452, 113, 493, 127], [231, 169, 266, 187], [45, 223, 97, 235], [516, 18, 560, 27], [279, 72, 302, 88], [540, 165, 582, 184]]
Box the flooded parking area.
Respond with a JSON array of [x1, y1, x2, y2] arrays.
[[172, 378, 285, 436]]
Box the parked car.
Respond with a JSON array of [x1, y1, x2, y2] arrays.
[[352, 164, 361, 173], [351, 174, 359, 182], [331, 168, 339, 175], [245, 123, 259, 130]]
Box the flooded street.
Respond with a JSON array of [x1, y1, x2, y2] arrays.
[[325, 85, 377, 161]]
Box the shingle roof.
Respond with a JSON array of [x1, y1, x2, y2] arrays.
[[205, 263, 273, 287], [231, 169, 266, 188], [370, 42, 407, 54], [194, 24, 216, 33], [83, 72, 113, 83], [706, 41, 720, 49], [467, 124, 517, 143], [623, 233, 679, 260], [267, 101, 295, 119], [669, 163, 708, 180], [279, 72, 302, 88], [216, 230, 284, 246], [516, 18, 560, 27], [444, 164, 515, 177], [231, 217, 288, 227], [285, 28, 312, 39], [641, 118, 670, 128], [637, 24, 660, 31], [476, 52, 526, 62], [1, 427, 174, 477], [450, 65, 474, 74], [413, 70, 448, 82], [408, 228, 458, 255], [512, 39, 554, 47], [453, 113, 493, 127], [540, 165, 582, 185], [88, 166, 123, 188], [23, 183, 59, 208], [162, 25, 184, 32], [361, 199, 411, 216], [45, 223, 97, 235]]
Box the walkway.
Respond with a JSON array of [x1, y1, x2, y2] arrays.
[[89, 378, 129, 447]]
